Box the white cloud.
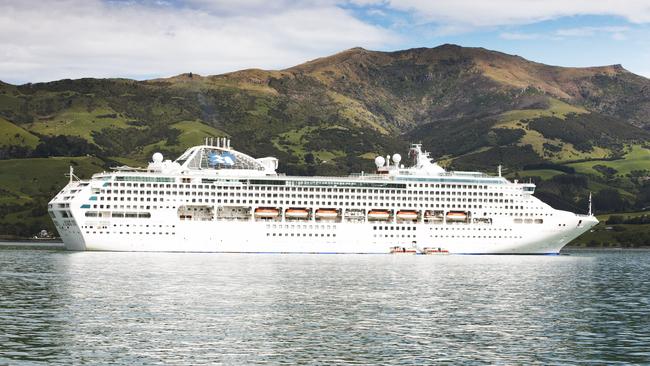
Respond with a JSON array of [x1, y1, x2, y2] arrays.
[[555, 26, 630, 37], [499, 32, 541, 40], [382, 0, 650, 28], [500, 26, 631, 41], [0, 0, 396, 84]]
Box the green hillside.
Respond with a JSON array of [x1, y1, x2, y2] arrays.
[[1, 44, 650, 239]]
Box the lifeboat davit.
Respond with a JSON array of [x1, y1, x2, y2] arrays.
[[446, 211, 467, 221], [396, 210, 418, 221], [368, 210, 390, 221], [254, 207, 279, 218], [390, 246, 417, 254], [285, 208, 309, 219], [315, 208, 338, 219]]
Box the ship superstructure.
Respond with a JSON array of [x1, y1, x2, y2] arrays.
[[48, 139, 598, 254]]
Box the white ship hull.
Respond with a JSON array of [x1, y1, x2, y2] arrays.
[[54, 211, 596, 254]]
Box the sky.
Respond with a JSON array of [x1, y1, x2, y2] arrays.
[[2, 0, 650, 84]]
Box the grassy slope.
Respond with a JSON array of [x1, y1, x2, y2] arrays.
[[568, 145, 650, 177], [25, 106, 133, 143], [0, 117, 40, 147], [517, 169, 563, 180], [0, 156, 105, 205], [134, 120, 228, 162], [494, 98, 612, 161]]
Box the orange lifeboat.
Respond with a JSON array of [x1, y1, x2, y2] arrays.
[[285, 208, 309, 219], [389, 246, 417, 254], [396, 210, 418, 221], [368, 210, 390, 221], [423, 247, 450, 255], [315, 208, 338, 219], [446, 211, 467, 221], [254, 207, 279, 218]]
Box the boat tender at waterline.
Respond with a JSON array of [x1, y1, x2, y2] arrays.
[[48, 139, 597, 254]]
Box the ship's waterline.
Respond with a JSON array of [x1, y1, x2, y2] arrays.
[[48, 140, 597, 253]]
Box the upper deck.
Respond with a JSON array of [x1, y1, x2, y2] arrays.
[[94, 139, 534, 192]]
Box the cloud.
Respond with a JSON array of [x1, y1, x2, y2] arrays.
[[0, 0, 396, 84], [381, 0, 650, 28], [500, 26, 631, 41], [499, 32, 541, 40], [555, 26, 630, 37]]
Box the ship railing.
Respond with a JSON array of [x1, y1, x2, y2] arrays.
[[347, 173, 390, 179]]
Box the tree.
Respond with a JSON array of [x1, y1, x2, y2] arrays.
[[594, 189, 628, 213]]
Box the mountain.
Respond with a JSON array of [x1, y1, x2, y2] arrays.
[[1, 44, 650, 237]]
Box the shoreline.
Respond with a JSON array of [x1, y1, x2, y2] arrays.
[[0, 240, 64, 250], [1, 240, 647, 252]]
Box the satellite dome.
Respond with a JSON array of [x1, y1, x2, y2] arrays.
[[152, 152, 163, 163], [392, 153, 402, 164], [374, 156, 385, 168]]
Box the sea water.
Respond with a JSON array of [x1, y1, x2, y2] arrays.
[[1, 247, 649, 364]]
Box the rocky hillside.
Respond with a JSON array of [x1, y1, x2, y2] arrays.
[[1, 44, 650, 237]]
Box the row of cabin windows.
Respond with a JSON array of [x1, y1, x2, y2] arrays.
[[96, 193, 521, 207], [267, 224, 336, 230], [99, 192, 514, 204], [106, 182, 495, 191], [430, 227, 514, 231], [267, 233, 335, 237], [100, 188, 508, 198], [431, 235, 524, 239], [373, 234, 415, 238], [85, 211, 150, 218], [373, 226, 417, 231], [86, 231, 175, 235]]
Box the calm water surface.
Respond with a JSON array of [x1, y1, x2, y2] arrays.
[[1, 247, 649, 365]]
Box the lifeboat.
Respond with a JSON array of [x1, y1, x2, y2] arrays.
[[315, 208, 338, 219], [368, 210, 390, 221], [254, 207, 279, 218], [446, 211, 467, 221], [423, 247, 450, 255], [396, 210, 418, 221], [285, 208, 309, 219], [389, 246, 417, 254]]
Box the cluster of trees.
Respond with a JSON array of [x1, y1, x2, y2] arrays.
[[528, 113, 647, 152], [606, 214, 650, 225], [586, 230, 650, 248]]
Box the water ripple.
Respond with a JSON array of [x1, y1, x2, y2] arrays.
[[0, 248, 649, 365]]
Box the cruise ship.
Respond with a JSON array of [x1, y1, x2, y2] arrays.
[[48, 138, 598, 254]]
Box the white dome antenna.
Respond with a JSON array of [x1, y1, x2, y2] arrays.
[[392, 153, 401, 165], [374, 156, 385, 168], [152, 152, 163, 163]]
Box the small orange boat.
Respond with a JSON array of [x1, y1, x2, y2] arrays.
[[446, 211, 467, 221], [396, 210, 418, 221], [254, 207, 280, 218], [368, 210, 390, 221], [389, 246, 417, 254], [315, 208, 338, 219], [285, 208, 309, 219], [423, 247, 450, 255]]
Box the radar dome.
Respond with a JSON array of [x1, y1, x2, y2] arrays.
[[374, 156, 386, 168], [152, 152, 163, 163], [392, 153, 402, 165]]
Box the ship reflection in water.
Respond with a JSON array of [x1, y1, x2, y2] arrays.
[[0, 248, 649, 364]]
